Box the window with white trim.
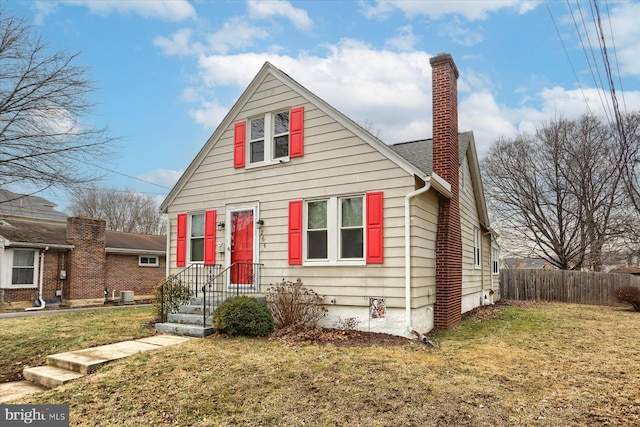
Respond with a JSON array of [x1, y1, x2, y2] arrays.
[[491, 247, 499, 275], [190, 213, 204, 263], [473, 227, 481, 268], [305, 195, 365, 264], [249, 111, 289, 165], [12, 249, 37, 286], [139, 256, 159, 267]]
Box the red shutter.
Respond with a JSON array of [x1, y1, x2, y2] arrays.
[[176, 213, 187, 267], [204, 210, 217, 265], [289, 106, 304, 158], [366, 192, 384, 264], [288, 200, 303, 265], [234, 121, 246, 168]]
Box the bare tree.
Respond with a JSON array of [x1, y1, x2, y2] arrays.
[[69, 188, 166, 235], [482, 114, 632, 270], [0, 10, 114, 196]]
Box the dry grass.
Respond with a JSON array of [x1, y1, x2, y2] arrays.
[[17, 302, 640, 426], [0, 306, 155, 382]]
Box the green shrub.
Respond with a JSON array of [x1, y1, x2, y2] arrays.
[[615, 286, 640, 311], [154, 276, 192, 321], [265, 278, 327, 330], [214, 296, 274, 336]]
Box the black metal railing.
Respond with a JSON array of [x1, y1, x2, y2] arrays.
[[158, 264, 221, 322], [202, 262, 263, 327]]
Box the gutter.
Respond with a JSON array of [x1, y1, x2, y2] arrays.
[[25, 246, 48, 311], [104, 247, 166, 255], [6, 242, 74, 250], [404, 178, 432, 334]]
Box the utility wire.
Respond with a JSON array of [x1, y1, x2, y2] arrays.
[[545, 1, 593, 116], [568, 0, 614, 125], [604, 0, 628, 114]]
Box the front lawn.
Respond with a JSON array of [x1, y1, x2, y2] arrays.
[[0, 306, 155, 383], [18, 302, 640, 426]]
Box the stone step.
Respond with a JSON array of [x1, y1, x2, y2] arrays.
[[179, 305, 213, 315], [168, 312, 213, 326], [46, 352, 108, 375], [190, 296, 225, 306], [23, 366, 85, 388], [155, 322, 214, 338]]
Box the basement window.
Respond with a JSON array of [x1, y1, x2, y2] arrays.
[[139, 256, 159, 267]]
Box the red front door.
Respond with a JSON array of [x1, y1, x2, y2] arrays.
[[230, 210, 254, 284]]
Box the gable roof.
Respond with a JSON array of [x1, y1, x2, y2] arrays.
[[390, 132, 490, 228], [0, 190, 67, 223], [160, 62, 452, 212]]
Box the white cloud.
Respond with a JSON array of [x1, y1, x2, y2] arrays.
[[603, 2, 640, 76], [437, 18, 485, 46], [205, 17, 270, 54], [137, 169, 184, 188], [154, 28, 202, 56], [189, 100, 229, 128], [385, 25, 419, 51], [32, 1, 58, 25], [61, 0, 196, 21], [247, 0, 313, 31], [362, 0, 539, 21]]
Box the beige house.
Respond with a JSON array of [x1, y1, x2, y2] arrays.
[[160, 53, 498, 337]]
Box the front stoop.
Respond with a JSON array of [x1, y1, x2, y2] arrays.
[[20, 335, 191, 390], [155, 298, 216, 337]]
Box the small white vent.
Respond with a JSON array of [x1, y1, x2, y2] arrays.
[[120, 291, 134, 304]]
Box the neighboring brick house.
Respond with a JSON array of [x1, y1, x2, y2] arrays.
[[0, 191, 166, 309], [160, 53, 499, 337]]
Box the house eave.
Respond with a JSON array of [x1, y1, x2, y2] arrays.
[[105, 247, 166, 256], [5, 242, 74, 250], [430, 172, 453, 198]]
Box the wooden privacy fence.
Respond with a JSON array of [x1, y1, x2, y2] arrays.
[[500, 269, 640, 306]]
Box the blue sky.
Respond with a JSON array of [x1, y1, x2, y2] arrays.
[[4, 0, 640, 211]]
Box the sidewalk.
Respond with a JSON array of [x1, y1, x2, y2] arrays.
[[0, 334, 191, 403]]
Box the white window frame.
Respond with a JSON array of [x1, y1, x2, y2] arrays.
[[139, 256, 159, 267], [247, 110, 290, 168], [473, 227, 481, 269], [303, 195, 366, 266], [491, 247, 499, 275], [10, 248, 39, 288], [189, 213, 205, 264]]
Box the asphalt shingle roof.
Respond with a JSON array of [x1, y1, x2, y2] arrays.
[[389, 131, 473, 176]]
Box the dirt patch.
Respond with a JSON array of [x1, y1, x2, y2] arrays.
[[269, 325, 411, 346]]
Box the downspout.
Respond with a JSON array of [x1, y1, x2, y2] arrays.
[[25, 246, 48, 311], [405, 178, 432, 334]]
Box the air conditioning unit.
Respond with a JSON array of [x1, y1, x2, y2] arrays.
[[120, 291, 135, 305]]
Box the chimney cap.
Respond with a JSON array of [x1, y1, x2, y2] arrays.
[[429, 53, 459, 79]]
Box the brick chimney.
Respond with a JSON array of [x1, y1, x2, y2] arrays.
[[66, 217, 107, 301], [430, 53, 462, 329]]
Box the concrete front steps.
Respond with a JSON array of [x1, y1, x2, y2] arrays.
[[21, 335, 191, 390], [155, 297, 220, 337]]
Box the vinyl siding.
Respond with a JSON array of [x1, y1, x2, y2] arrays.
[[459, 155, 492, 302], [166, 74, 427, 309]]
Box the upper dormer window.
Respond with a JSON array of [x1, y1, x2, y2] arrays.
[[250, 111, 290, 164], [234, 106, 304, 169]]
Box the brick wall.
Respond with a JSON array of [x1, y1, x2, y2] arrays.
[[430, 53, 463, 329], [66, 217, 106, 300], [105, 254, 166, 297]]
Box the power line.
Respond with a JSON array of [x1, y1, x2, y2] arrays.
[[545, 1, 593, 116]]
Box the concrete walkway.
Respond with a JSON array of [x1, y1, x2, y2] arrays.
[[0, 335, 191, 403]]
